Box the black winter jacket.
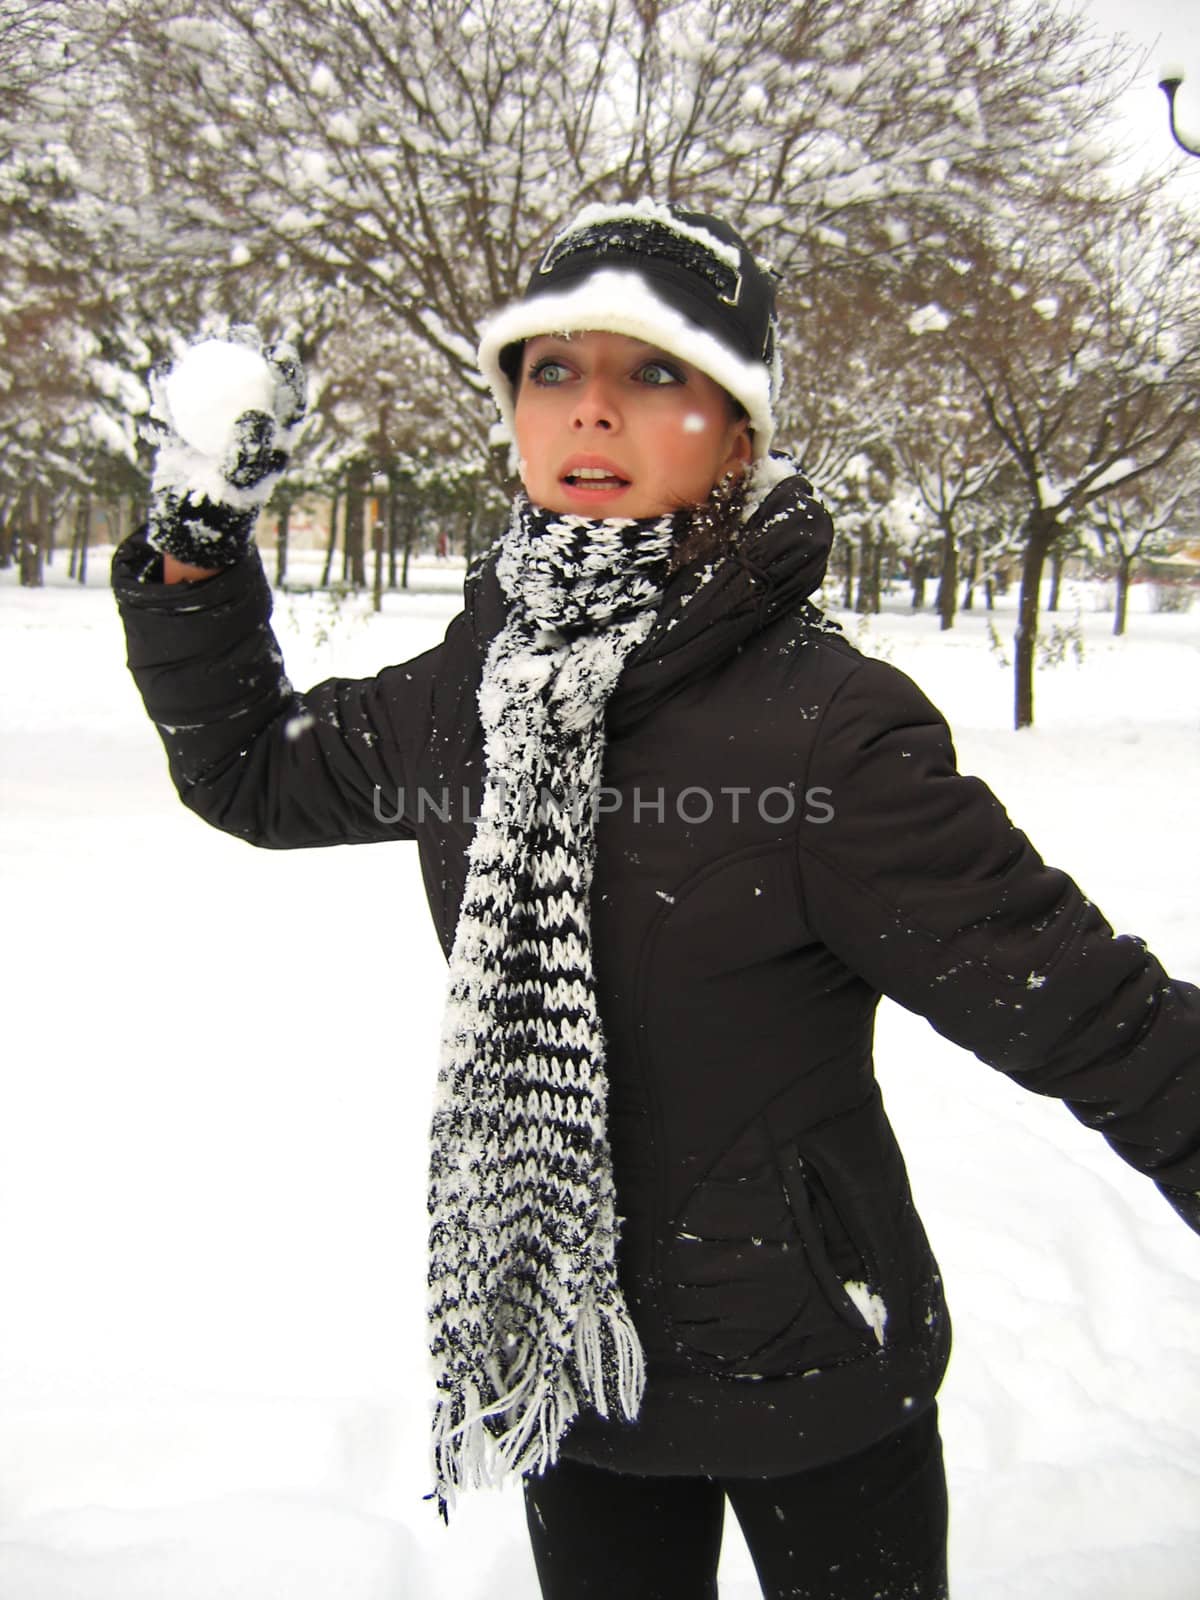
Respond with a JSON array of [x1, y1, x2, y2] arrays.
[[113, 480, 1200, 1478]]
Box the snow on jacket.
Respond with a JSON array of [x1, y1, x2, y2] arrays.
[[112, 484, 1200, 1478]]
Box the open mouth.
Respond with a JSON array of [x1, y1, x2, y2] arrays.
[[561, 467, 631, 491]]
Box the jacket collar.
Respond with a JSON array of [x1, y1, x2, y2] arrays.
[[466, 461, 834, 732]]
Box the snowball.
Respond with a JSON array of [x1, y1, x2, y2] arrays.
[[164, 340, 276, 459]]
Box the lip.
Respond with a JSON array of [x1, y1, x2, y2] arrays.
[[557, 453, 632, 506]]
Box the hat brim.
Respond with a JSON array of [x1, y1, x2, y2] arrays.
[[477, 269, 776, 461]]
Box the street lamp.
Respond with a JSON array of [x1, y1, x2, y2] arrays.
[[1158, 75, 1200, 158]]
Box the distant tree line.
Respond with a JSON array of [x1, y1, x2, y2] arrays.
[[1, 0, 1198, 723]]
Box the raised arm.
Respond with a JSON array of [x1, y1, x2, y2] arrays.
[[113, 331, 466, 851], [113, 537, 463, 850]]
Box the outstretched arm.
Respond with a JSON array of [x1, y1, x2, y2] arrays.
[[799, 655, 1200, 1231]]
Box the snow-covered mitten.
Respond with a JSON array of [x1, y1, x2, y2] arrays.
[[145, 327, 306, 569]]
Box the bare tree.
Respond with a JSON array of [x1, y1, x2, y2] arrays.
[[904, 200, 1200, 725], [1085, 457, 1200, 635], [96, 0, 1139, 451], [0, 0, 1176, 602], [892, 361, 1004, 631]]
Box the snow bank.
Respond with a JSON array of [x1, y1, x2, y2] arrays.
[[0, 564, 1196, 1598], [0, 1497, 413, 1600]]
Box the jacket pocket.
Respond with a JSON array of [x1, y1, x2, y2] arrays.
[[788, 1086, 928, 1347], [663, 1111, 881, 1377], [662, 1089, 930, 1378], [775, 1141, 888, 1345]]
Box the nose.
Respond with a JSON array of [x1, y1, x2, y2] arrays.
[[570, 373, 621, 432]]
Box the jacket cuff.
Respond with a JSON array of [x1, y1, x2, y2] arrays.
[[111, 528, 268, 614]]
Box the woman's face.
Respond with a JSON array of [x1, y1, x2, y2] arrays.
[[512, 330, 752, 518]]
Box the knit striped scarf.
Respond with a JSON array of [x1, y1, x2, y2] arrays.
[[428, 493, 686, 1515]]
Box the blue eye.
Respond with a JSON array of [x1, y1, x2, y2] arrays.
[[530, 359, 570, 385], [638, 361, 683, 386]]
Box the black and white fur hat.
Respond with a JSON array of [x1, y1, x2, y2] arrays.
[[477, 198, 781, 460]]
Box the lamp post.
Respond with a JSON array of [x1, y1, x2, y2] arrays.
[[1158, 76, 1200, 158]]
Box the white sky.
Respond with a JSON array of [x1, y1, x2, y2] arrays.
[[1079, 0, 1200, 179]]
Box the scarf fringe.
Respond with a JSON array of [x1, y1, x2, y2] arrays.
[[432, 1296, 646, 1515], [572, 1291, 646, 1422]]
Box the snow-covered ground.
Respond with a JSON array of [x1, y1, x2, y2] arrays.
[[1, 551, 1197, 1599]]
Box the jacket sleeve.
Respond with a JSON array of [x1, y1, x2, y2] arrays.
[[112, 533, 463, 849], [797, 654, 1200, 1227]]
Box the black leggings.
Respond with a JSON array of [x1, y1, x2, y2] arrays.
[[524, 1406, 948, 1600]]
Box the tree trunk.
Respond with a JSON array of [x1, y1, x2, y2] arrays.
[[321, 492, 340, 588], [387, 473, 400, 588], [372, 493, 384, 613], [353, 483, 368, 588], [910, 562, 926, 611], [464, 505, 480, 568], [275, 500, 291, 587], [935, 519, 957, 631], [1113, 558, 1131, 637], [401, 504, 416, 588], [1013, 514, 1056, 730], [870, 533, 883, 614], [854, 528, 873, 613], [961, 541, 977, 611], [342, 483, 355, 584], [344, 467, 367, 588], [18, 489, 44, 588], [1047, 546, 1063, 613], [0, 498, 12, 568], [842, 540, 854, 609], [74, 493, 91, 584]]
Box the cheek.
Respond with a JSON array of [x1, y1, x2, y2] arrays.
[[681, 412, 709, 434], [513, 408, 546, 478]]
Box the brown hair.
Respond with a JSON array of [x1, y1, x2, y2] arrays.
[[668, 469, 748, 573]]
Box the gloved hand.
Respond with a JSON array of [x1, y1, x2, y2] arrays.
[[145, 326, 306, 570]]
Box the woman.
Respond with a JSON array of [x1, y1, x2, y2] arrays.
[[114, 198, 1200, 1600]]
